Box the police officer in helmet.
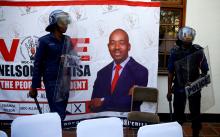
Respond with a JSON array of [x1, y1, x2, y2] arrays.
[[167, 26, 209, 137], [29, 10, 75, 122]]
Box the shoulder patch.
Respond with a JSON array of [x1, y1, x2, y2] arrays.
[[193, 44, 203, 50]]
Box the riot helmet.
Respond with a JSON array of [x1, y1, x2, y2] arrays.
[[177, 26, 196, 43], [46, 10, 71, 32]]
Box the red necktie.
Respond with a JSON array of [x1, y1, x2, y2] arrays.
[[111, 64, 122, 93]]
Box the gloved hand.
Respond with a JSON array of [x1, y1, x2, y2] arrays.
[[29, 88, 38, 98]]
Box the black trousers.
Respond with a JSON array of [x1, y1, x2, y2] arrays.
[[45, 81, 68, 121], [173, 90, 202, 131]]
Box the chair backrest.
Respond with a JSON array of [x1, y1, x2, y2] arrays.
[[77, 117, 124, 137], [132, 87, 158, 102], [0, 130, 8, 137], [131, 87, 158, 112], [137, 122, 183, 137], [11, 113, 62, 137]]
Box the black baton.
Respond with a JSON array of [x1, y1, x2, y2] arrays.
[[169, 101, 173, 121], [34, 97, 42, 114]]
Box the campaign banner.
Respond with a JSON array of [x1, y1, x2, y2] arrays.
[[0, 1, 160, 126]]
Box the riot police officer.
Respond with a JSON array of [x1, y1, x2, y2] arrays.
[[167, 26, 209, 137], [29, 10, 76, 121]]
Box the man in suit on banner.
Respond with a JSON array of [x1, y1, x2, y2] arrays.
[[90, 28, 148, 112]]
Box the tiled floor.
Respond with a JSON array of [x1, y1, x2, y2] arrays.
[[2, 122, 220, 137], [182, 123, 220, 137], [62, 123, 220, 137]]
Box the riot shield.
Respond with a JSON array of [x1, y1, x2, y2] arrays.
[[54, 37, 80, 103], [174, 47, 214, 112]]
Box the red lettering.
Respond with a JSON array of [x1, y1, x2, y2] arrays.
[[71, 38, 90, 45], [71, 38, 90, 61], [0, 39, 20, 62]]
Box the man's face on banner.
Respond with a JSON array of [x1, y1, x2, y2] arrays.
[[108, 29, 131, 64]]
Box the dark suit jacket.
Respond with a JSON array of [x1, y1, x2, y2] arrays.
[[91, 57, 148, 112]]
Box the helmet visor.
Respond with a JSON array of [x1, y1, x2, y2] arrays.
[[57, 13, 71, 26], [178, 27, 196, 43]]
